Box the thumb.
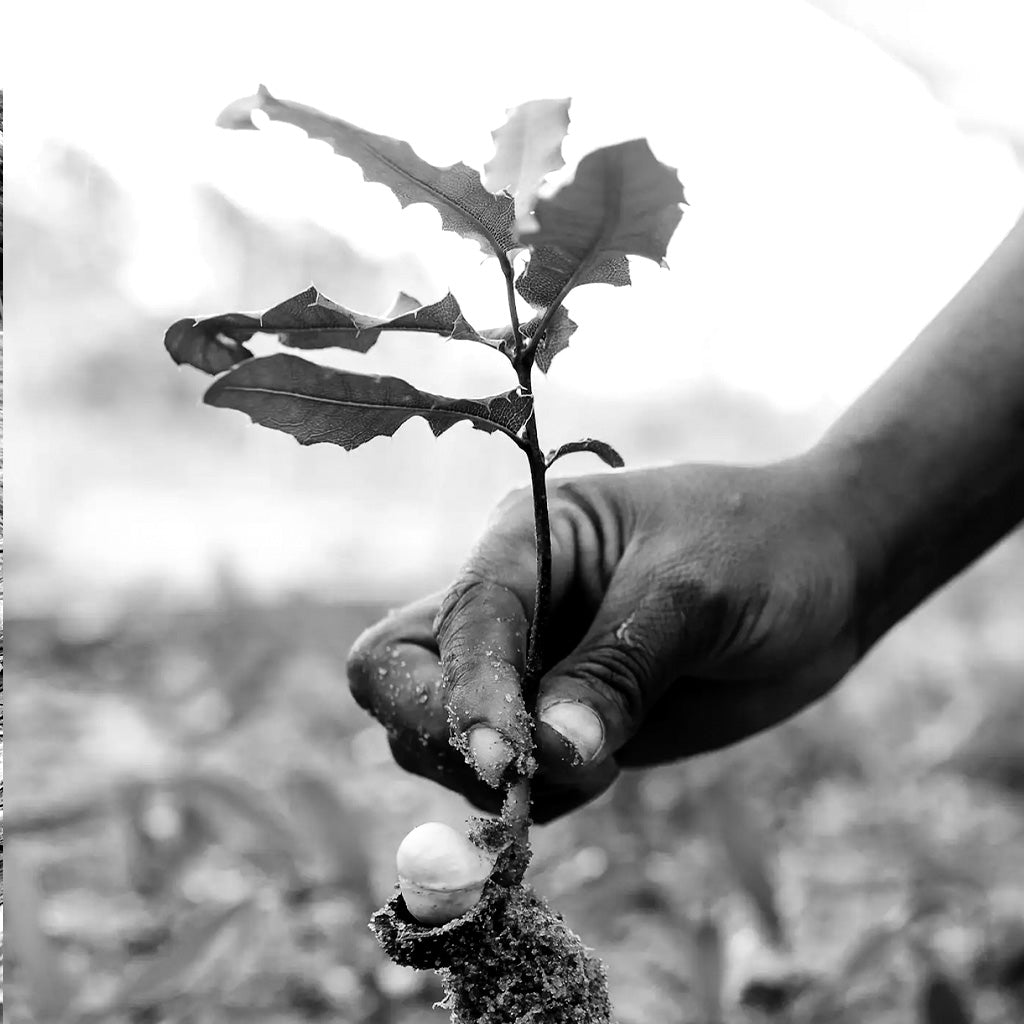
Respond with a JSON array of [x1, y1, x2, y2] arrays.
[[434, 495, 538, 787], [535, 564, 690, 777]]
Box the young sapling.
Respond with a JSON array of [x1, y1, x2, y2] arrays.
[[165, 86, 685, 1022]]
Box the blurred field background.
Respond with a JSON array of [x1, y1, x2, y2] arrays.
[[5, 1, 1024, 1021]]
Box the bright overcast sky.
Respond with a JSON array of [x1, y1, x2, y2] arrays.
[[7, 0, 1024, 409]]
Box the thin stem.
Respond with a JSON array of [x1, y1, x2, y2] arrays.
[[519, 410, 553, 708], [496, 251, 554, 836], [497, 253, 525, 360]]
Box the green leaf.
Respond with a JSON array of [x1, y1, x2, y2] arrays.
[[166, 286, 494, 371], [204, 353, 532, 450], [217, 85, 517, 257], [165, 316, 255, 375], [483, 98, 571, 230], [546, 438, 624, 470], [516, 139, 685, 308]]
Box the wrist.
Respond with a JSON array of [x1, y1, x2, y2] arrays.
[[793, 439, 893, 651]]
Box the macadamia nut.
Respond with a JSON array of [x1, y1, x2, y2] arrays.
[[397, 822, 497, 925]]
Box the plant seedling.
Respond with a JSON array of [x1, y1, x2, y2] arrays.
[[165, 86, 685, 1022]]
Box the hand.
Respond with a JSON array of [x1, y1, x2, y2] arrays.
[[347, 455, 864, 822]]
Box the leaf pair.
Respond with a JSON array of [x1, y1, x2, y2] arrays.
[[166, 289, 534, 452], [205, 353, 534, 450], [165, 286, 494, 374], [215, 86, 685, 371], [165, 87, 684, 460]]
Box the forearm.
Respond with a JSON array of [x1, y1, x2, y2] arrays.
[[814, 212, 1024, 649]]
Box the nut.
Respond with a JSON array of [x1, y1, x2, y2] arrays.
[[396, 822, 497, 926]]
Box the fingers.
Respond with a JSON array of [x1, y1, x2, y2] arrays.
[[346, 589, 614, 820], [534, 549, 688, 779], [433, 494, 538, 783], [347, 598, 446, 744], [348, 483, 639, 818]]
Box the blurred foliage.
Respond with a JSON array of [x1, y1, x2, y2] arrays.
[[10, 143, 830, 615], [9, 137, 1024, 1023], [6, 529, 1024, 1023], [1, 88, 5, 318]]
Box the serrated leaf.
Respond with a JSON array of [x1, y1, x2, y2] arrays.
[[165, 316, 255, 375], [218, 85, 517, 256], [167, 286, 495, 367], [546, 438, 624, 470], [480, 306, 578, 370], [517, 245, 630, 309], [531, 305, 578, 372], [483, 98, 571, 230], [516, 139, 685, 308], [387, 290, 422, 317], [205, 353, 532, 450], [112, 898, 257, 1008]]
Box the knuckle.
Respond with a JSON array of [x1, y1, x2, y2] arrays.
[[345, 628, 393, 712], [571, 642, 654, 726], [491, 485, 532, 521], [345, 642, 376, 710], [388, 735, 427, 776], [433, 571, 527, 646]]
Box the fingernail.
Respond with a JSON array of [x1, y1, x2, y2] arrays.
[[539, 702, 604, 764], [467, 726, 513, 787]]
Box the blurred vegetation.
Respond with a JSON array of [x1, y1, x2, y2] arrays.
[[6, 537, 1024, 1023], [7, 144, 1024, 1023], [8, 143, 830, 616]]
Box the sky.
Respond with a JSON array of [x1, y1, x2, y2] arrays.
[[5, 0, 1024, 610], [6, 0, 1023, 411]]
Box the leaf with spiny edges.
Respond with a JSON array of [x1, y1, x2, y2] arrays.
[[480, 306, 578, 370], [204, 353, 532, 450], [515, 139, 685, 309], [546, 438, 624, 470], [165, 316, 255, 375], [165, 287, 496, 371], [386, 291, 422, 317], [217, 85, 517, 257], [531, 305, 578, 372], [483, 98, 571, 230]]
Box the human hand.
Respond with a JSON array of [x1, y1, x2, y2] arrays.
[[347, 455, 864, 821]]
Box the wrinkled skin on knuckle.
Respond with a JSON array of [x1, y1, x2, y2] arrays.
[[434, 572, 523, 644], [556, 642, 651, 747], [484, 484, 534, 533]]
